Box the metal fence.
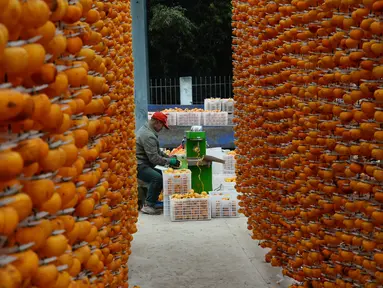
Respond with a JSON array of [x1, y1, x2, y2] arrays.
[[149, 76, 233, 105]]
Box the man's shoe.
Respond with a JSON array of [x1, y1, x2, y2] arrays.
[[155, 201, 163, 209], [141, 205, 161, 215]]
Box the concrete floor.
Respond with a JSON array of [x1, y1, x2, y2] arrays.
[[128, 214, 294, 288]]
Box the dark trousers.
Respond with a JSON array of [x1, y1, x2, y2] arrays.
[[137, 165, 163, 207]]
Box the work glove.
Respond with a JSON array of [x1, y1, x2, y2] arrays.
[[169, 158, 180, 168]]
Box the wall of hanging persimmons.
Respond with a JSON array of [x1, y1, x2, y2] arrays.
[[233, 0, 383, 287], [0, 0, 137, 287]]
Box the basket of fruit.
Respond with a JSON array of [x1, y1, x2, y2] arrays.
[[223, 176, 236, 191], [223, 151, 236, 174], [162, 168, 192, 216], [210, 191, 239, 218], [170, 192, 211, 221]]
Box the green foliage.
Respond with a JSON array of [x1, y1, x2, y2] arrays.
[[148, 4, 196, 77], [148, 0, 232, 77]]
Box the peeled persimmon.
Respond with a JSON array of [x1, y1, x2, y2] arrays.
[[39, 234, 68, 257], [61, 193, 78, 209], [21, 20, 56, 45], [22, 178, 55, 206], [66, 36, 83, 54], [72, 129, 89, 148], [57, 113, 72, 134], [50, 0, 69, 22], [0, 0, 22, 29], [15, 137, 48, 165], [73, 244, 91, 264], [64, 67, 88, 87], [0, 23, 8, 61], [46, 34, 67, 59], [52, 272, 71, 288], [56, 181, 76, 206], [40, 192, 62, 214], [20, 0, 50, 28], [67, 258, 81, 277], [75, 198, 95, 217], [32, 264, 59, 287], [22, 43, 46, 75], [60, 144, 78, 166], [75, 88, 92, 105], [39, 147, 67, 172], [0, 264, 22, 288], [11, 250, 39, 279], [31, 63, 57, 85], [0, 150, 23, 180], [0, 206, 19, 236], [63, 2, 83, 23], [14, 224, 47, 250], [0, 89, 27, 122], [3, 193, 32, 220], [374, 253, 383, 266], [42, 103, 64, 131], [1, 47, 28, 76], [77, 47, 95, 63], [31, 93, 52, 120], [77, 220, 91, 239], [57, 215, 75, 232]]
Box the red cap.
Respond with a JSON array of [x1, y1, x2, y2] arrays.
[[151, 112, 169, 129]]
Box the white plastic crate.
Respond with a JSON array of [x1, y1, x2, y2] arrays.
[[170, 198, 211, 221], [223, 153, 236, 174], [163, 194, 170, 217], [212, 174, 236, 191], [210, 191, 239, 218], [212, 174, 226, 191], [176, 112, 202, 126], [202, 112, 228, 126], [163, 170, 192, 196], [221, 99, 235, 113], [164, 111, 177, 126], [204, 98, 222, 111], [223, 181, 236, 192]]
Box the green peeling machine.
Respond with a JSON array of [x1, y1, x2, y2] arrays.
[[184, 126, 225, 193]]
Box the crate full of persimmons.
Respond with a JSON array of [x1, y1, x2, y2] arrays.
[[210, 191, 239, 218], [170, 192, 211, 221], [163, 168, 192, 196]]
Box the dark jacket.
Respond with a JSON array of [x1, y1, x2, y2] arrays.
[[136, 122, 169, 168]]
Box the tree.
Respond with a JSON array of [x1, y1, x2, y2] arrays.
[[148, 4, 196, 77], [147, 0, 233, 77], [184, 0, 233, 76]]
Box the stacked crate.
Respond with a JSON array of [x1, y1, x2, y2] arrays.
[[210, 191, 240, 218], [204, 98, 222, 111], [202, 112, 229, 126], [165, 112, 177, 126], [170, 193, 211, 221], [223, 152, 236, 175], [162, 169, 192, 216], [176, 112, 202, 126], [221, 99, 235, 114]]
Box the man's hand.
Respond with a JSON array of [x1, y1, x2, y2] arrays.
[[169, 158, 180, 168]]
